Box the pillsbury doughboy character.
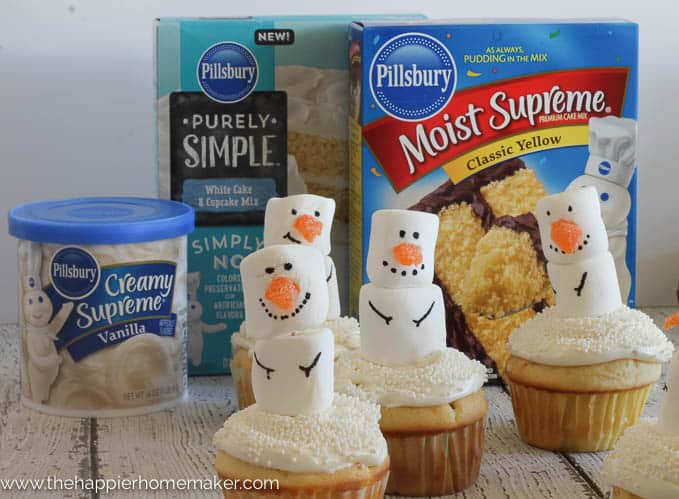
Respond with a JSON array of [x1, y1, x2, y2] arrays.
[[568, 116, 637, 303], [264, 194, 340, 321], [359, 209, 446, 366], [19, 241, 73, 403], [536, 186, 622, 317], [187, 272, 227, 367]]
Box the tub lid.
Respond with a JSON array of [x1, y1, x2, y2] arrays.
[[8, 197, 195, 244]]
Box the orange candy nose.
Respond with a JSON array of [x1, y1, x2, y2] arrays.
[[264, 276, 300, 312], [663, 311, 679, 331], [550, 219, 583, 254], [392, 242, 423, 266], [294, 215, 323, 243]]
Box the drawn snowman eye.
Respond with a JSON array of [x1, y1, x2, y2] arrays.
[[28, 299, 33, 305], [568, 205, 573, 212], [546, 210, 551, 216], [254, 353, 275, 380], [399, 230, 406, 238], [413, 232, 420, 239], [291, 209, 297, 215], [38, 296, 44, 303], [265, 267, 275, 274], [284, 262, 293, 271], [314, 210, 320, 217]]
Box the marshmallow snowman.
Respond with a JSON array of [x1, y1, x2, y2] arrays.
[[240, 245, 328, 340], [251, 328, 334, 416], [360, 209, 446, 366], [659, 351, 679, 435], [567, 117, 637, 302], [264, 194, 340, 320], [186, 272, 227, 367], [19, 241, 73, 403], [366, 209, 439, 288], [536, 186, 622, 317]]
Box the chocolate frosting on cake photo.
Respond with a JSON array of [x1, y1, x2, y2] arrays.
[[410, 158, 554, 381]]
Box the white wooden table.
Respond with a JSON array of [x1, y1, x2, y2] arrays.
[[0, 308, 676, 498]]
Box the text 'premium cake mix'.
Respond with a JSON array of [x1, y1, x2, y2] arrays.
[[349, 20, 639, 381]]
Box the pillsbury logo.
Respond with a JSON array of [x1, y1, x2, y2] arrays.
[[50, 247, 100, 300], [197, 42, 258, 103], [369, 33, 456, 121]]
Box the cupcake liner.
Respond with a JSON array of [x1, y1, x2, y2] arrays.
[[384, 417, 485, 496], [219, 467, 389, 499], [509, 380, 651, 452], [230, 354, 255, 410], [610, 486, 643, 499]]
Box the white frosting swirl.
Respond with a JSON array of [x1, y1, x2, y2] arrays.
[[213, 393, 387, 473], [334, 348, 487, 408], [509, 306, 674, 366], [275, 65, 348, 140], [602, 419, 679, 498]]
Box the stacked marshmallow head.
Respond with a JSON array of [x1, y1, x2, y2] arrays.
[[264, 194, 339, 320], [252, 328, 334, 416], [659, 351, 679, 435], [536, 186, 622, 318], [360, 209, 446, 365], [585, 116, 637, 189], [240, 245, 328, 340]]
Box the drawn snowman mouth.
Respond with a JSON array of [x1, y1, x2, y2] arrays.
[[258, 292, 312, 320], [283, 232, 302, 244], [381, 259, 426, 277], [548, 233, 591, 255]]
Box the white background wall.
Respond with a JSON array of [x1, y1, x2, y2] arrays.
[[1, 0, 678, 322]]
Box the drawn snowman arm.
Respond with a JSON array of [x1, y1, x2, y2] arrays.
[[326, 263, 334, 283], [368, 300, 393, 325], [201, 322, 227, 334], [574, 272, 588, 297], [48, 302, 74, 338], [412, 301, 435, 327]]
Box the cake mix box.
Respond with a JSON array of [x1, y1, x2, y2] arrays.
[[349, 19, 639, 381], [155, 15, 422, 374]]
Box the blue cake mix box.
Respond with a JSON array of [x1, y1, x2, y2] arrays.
[[349, 19, 638, 380], [155, 15, 423, 375]]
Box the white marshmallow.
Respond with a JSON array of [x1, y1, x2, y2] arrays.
[[585, 116, 637, 188], [251, 328, 334, 416], [659, 351, 679, 435], [264, 194, 335, 256], [240, 245, 328, 340], [359, 283, 446, 365], [366, 209, 439, 288], [547, 252, 622, 318], [537, 186, 609, 265], [325, 256, 340, 321]]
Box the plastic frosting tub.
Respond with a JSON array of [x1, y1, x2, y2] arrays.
[[8, 197, 195, 417]]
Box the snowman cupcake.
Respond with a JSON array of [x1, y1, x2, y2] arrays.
[[215, 247, 388, 499], [335, 209, 488, 496], [230, 194, 360, 409], [506, 187, 674, 451], [602, 350, 679, 498]]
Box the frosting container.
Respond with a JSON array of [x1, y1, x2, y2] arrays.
[[8, 197, 194, 417]]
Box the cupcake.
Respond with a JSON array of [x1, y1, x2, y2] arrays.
[[215, 245, 388, 498], [506, 187, 674, 451], [230, 194, 360, 410], [335, 209, 488, 496], [602, 351, 679, 498]]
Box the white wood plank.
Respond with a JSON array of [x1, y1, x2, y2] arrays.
[[565, 307, 679, 496], [0, 324, 91, 498]]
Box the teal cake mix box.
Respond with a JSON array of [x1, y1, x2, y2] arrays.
[[155, 15, 422, 374], [349, 19, 638, 381]]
